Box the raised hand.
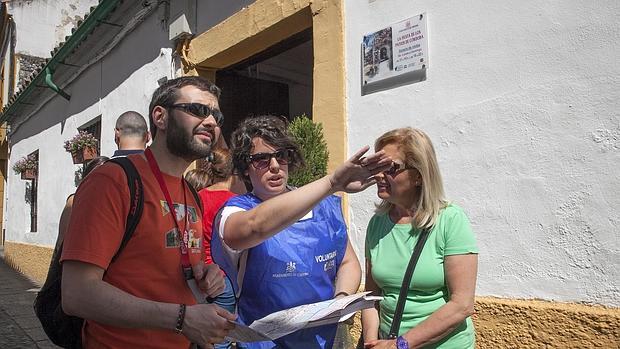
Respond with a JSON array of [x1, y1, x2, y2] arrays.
[[329, 146, 391, 193], [183, 304, 237, 348]]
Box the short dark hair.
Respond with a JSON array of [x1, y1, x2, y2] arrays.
[[148, 76, 221, 138], [230, 115, 304, 189], [115, 111, 148, 137]]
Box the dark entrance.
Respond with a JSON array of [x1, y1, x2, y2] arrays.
[[216, 28, 313, 144]]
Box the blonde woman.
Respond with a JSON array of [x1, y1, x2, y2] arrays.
[[363, 128, 478, 349]]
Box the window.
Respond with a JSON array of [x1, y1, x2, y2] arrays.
[[25, 150, 38, 232], [79, 116, 102, 154]]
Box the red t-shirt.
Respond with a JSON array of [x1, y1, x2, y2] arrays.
[[61, 154, 203, 348], [198, 189, 235, 264]]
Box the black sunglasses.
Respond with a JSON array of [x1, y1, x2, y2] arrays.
[[384, 161, 414, 177], [167, 103, 224, 125], [248, 149, 295, 170]]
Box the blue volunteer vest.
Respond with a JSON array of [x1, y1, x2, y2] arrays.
[[211, 192, 348, 349]]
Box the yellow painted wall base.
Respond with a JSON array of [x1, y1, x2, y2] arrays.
[[4, 243, 618, 348], [3, 241, 53, 285], [340, 291, 619, 348], [474, 297, 619, 348]]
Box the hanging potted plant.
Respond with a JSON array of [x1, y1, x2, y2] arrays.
[[13, 153, 38, 180], [64, 131, 98, 164]]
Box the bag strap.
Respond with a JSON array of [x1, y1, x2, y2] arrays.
[[388, 228, 430, 339], [107, 157, 144, 262]]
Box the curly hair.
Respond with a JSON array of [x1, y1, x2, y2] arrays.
[[230, 115, 305, 189]]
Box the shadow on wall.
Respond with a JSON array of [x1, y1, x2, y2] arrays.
[[9, 5, 172, 144]]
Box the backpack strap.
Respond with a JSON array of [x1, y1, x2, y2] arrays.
[[107, 157, 144, 262], [185, 178, 203, 216]]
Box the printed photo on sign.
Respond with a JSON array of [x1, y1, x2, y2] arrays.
[[363, 27, 393, 84], [361, 13, 428, 95]]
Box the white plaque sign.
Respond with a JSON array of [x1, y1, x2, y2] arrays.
[[361, 13, 428, 95]]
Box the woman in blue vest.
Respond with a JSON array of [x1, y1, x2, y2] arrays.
[[211, 115, 391, 349]]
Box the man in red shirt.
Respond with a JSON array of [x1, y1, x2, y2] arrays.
[[61, 76, 236, 348]]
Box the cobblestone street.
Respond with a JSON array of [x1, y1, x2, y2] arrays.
[[0, 247, 59, 348]]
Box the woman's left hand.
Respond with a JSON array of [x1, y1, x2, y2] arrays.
[[364, 339, 397, 349]]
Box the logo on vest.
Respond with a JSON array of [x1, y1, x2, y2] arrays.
[[286, 261, 296, 273], [272, 261, 309, 278], [315, 250, 337, 272]]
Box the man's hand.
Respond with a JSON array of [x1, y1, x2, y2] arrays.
[[192, 263, 225, 297], [182, 304, 237, 348], [329, 146, 392, 193]]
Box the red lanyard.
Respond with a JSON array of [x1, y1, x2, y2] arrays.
[[144, 148, 193, 278]]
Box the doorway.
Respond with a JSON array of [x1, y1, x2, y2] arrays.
[[216, 28, 313, 143]]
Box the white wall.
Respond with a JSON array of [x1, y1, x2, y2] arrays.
[[6, 11, 172, 247], [9, 0, 99, 57], [344, 0, 620, 306]]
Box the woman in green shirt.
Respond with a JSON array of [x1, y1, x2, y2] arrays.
[[362, 128, 479, 349]]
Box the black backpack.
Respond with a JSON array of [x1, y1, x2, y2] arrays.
[[33, 157, 203, 348]]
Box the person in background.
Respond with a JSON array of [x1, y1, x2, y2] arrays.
[[362, 127, 479, 349], [198, 147, 243, 349], [55, 156, 110, 254], [211, 115, 391, 349], [113, 111, 150, 157], [41, 156, 110, 316], [185, 168, 211, 192]]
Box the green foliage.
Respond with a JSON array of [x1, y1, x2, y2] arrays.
[[288, 115, 329, 187]]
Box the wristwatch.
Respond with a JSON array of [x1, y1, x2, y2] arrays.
[[396, 336, 409, 349]]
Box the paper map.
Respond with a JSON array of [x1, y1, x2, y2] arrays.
[[226, 292, 382, 342]]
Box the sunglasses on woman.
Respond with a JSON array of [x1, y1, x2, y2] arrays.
[[248, 149, 295, 170], [167, 103, 224, 125], [384, 161, 414, 177]]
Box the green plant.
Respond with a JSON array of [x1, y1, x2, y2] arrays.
[[12, 153, 38, 174], [288, 115, 329, 187], [64, 131, 98, 154]]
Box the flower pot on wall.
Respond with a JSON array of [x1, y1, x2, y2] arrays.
[[20, 169, 37, 180], [71, 146, 98, 164]]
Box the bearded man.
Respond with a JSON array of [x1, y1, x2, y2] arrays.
[[61, 76, 236, 348]]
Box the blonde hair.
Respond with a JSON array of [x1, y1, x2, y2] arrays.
[[374, 127, 448, 229]]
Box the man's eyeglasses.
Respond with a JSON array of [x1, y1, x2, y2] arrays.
[[248, 149, 295, 170], [167, 103, 224, 125], [384, 161, 414, 177]]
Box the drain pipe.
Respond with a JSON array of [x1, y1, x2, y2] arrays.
[[45, 67, 71, 101]]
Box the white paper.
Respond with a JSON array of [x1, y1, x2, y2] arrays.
[[226, 292, 382, 343]]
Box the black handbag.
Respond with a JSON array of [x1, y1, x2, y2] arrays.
[[387, 228, 430, 339]]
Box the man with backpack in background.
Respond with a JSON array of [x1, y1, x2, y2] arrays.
[[112, 110, 151, 157], [60, 76, 236, 348]]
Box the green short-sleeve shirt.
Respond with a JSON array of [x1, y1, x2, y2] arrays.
[[365, 204, 478, 349]]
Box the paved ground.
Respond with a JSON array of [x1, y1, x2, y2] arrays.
[[0, 247, 60, 348]]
